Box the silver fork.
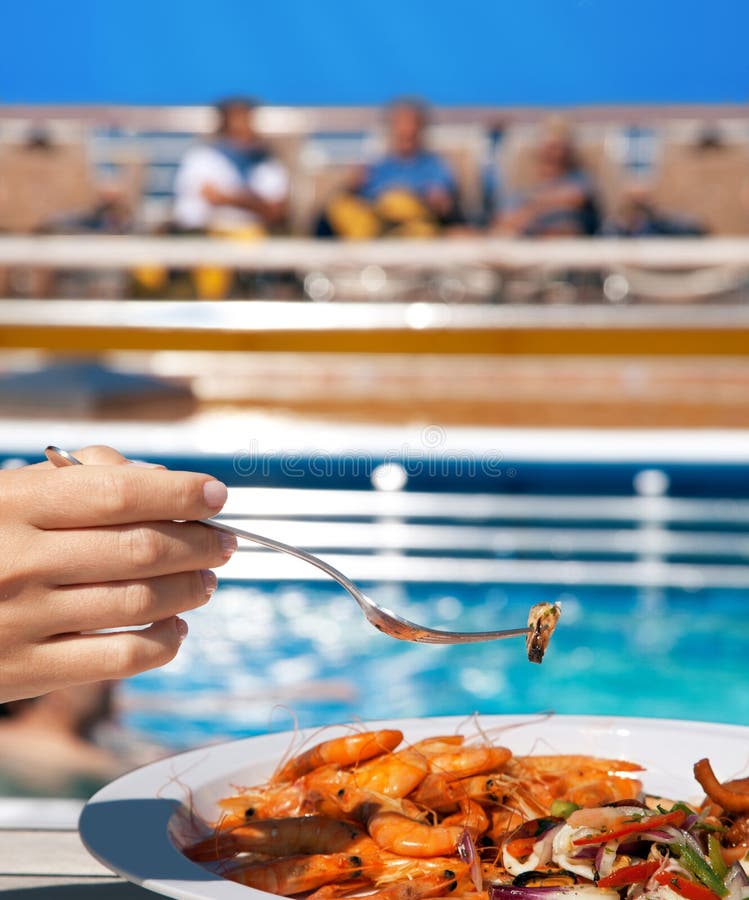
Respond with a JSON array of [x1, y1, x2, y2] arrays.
[[45, 446, 530, 645]]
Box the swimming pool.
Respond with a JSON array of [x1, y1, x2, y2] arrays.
[[105, 450, 749, 746], [3, 438, 748, 745]]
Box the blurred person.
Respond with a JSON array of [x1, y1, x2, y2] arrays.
[[142, 97, 290, 299], [494, 117, 599, 237], [317, 98, 460, 239], [0, 682, 157, 797], [173, 97, 289, 234], [0, 445, 235, 706], [601, 181, 706, 237]]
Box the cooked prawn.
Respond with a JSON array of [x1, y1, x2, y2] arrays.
[[486, 806, 525, 843], [411, 736, 465, 753], [274, 730, 403, 784], [353, 748, 429, 798], [442, 799, 489, 839], [365, 807, 466, 858], [226, 852, 365, 894], [306, 878, 375, 899], [375, 855, 469, 885], [427, 746, 512, 781], [410, 774, 462, 813], [222, 764, 365, 821], [365, 868, 466, 900], [511, 755, 643, 777], [184, 815, 370, 863], [411, 770, 514, 814], [566, 775, 642, 807], [505, 755, 643, 809]]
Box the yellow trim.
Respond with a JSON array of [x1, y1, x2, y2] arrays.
[[0, 325, 747, 355]]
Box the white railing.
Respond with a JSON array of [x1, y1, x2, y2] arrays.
[[0, 234, 748, 273]]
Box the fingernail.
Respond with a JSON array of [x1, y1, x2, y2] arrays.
[[175, 617, 189, 643], [201, 569, 218, 597], [203, 479, 228, 509], [218, 531, 238, 560], [126, 459, 162, 468]]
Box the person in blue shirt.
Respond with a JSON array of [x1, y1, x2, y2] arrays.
[[318, 98, 460, 238]]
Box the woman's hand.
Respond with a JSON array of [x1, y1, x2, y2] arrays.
[[0, 445, 237, 703]]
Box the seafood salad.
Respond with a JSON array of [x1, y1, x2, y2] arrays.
[[181, 728, 749, 899]]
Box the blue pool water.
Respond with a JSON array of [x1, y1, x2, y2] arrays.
[[4, 449, 748, 744], [126, 578, 749, 748], [112, 452, 749, 746]]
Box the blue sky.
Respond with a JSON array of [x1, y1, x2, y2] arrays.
[[2, 0, 748, 105]]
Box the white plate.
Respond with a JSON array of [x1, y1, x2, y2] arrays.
[[79, 714, 749, 900]]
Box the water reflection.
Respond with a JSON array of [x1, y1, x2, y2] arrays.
[[124, 577, 749, 748]]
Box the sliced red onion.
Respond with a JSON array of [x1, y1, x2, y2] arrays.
[[572, 847, 600, 860], [457, 829, 482, 893], [595, 841, 618, 879], [635, 830, 679, 843], [676, 825, 712, 860], [725, 860, 749, 900]]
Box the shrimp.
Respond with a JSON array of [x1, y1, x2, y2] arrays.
[[366, 807, 466, 858], [223, 764, 364, 822], [226, 852, 365, 894], [367, 869, 466, 900], [411, 774, 462, 813], [306, 878, 375, 899], [486, 806, 525, 844], [411, 736, 465, 753], [183, 815, 371, 863], [218, 780, 311, 820], [505, 755, 643, 810], [511, 755, 643, 778], [412, 771, 514, 815], [376, 855, 469, 885], [353, 748, 429, 798], [566, 775, 642, 807], [273, 730, 403, 784], [427, 747, 512, 781], [442, 800, 489, 840]]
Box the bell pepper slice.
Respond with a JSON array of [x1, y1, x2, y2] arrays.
[[573, 809, 686, 846], [654, 871, 722, 900], [707, 835, 728, 879], [671, 838, 728, 897], [597, 860, 660, 887]]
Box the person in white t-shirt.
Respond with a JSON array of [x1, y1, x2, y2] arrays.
[[173, 97, 289, 234]]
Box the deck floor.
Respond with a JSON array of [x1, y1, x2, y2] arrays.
[[0, 827, 153, 896]]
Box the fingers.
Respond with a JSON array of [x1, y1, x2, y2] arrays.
[[23, 464, 228, 529], [68, 445, 166, 469], [34, 521, 237, 585], [66, 445, 130, 466], [28, 444, 131, 470], [37, 570, 217, 635], [32, 617, 190, 695]]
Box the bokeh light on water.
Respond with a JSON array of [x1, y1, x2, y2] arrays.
[[125, 580, 749, 748]]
